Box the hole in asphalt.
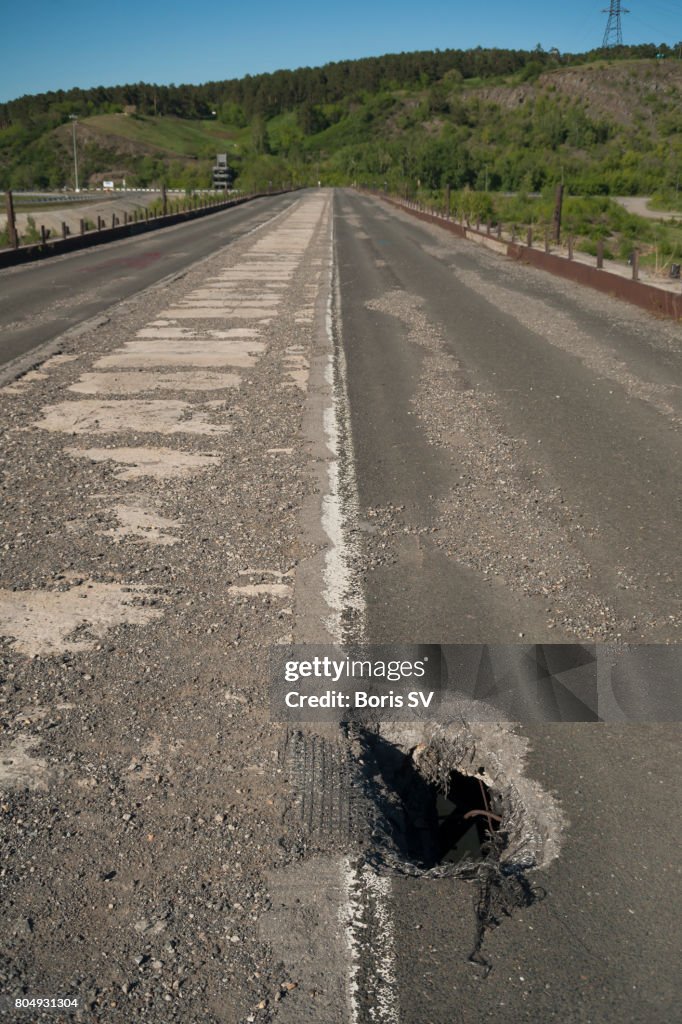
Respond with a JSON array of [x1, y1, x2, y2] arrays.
[[356, 729, 543, 974], [360, 733, 506, 872]]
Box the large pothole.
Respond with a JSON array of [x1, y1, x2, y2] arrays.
[[285, 722, 565, 970], [356, 730, 506, 876], [286, 721, 564, 877]]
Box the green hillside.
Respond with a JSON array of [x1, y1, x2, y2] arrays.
[[82, 113, 247, 156], [1, 43, 682, 199]]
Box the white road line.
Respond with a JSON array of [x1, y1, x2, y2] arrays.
[[341, 859, 400, 1024], [321, 203, 366, 641]]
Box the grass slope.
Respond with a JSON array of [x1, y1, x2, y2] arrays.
[[83, 114, 248, 158]]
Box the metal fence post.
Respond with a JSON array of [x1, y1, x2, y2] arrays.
[[552, 183, 564, 244], [5, 190, 18, 249]]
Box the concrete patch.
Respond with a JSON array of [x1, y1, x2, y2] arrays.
[[228, 583, 293, 598], [4, 353, 81, 391], [3, 369, 48, 392], [67, 446, 221, 480], [183, 291, 280, 303], [101, 503, 182, 546], [283, 349, 310, 390], [35, 399, 231, 435], [0, 581, 163, 656], [136, 327, 260, 339], [68, 370, 241, 395], [258, 859, 349, 1024], [0, 736, 50, 790], [163, 307, 276, 319], [94, 340, 264, 369]]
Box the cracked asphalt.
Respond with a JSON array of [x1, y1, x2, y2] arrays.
[[0, 188, 680, 1024]]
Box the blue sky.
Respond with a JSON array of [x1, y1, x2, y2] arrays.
[[1, 0, 678, 102]]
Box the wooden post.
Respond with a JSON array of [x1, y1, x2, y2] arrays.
[[497, 223, 502, 240], [486, 220, 491, 236], [552, 183, 564, 244], [5, 190, 18, 249], [123, 211, 128, 226], [145, 208, 149, 222], [544, 227, 550, 253], [444, 183, 451, 219], [80, 218, 85, 235], [596, 240, 604, 269], [526, 226, 533, 248], [40, 225, 48, 246], [111, 214, 116, 228], [97, 216, 104, 231], [162, 185, 167, 216], [632, 249, 639, 281], [61, 222, 68, 239], [568, 234, 574, 260]]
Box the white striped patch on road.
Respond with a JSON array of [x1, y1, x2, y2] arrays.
[[68, 370, 242, 395], [36, 399, 232, 435], [66, 447, 222, 480]]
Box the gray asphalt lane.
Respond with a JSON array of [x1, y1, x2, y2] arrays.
[[391, 724, 681, 1024], [0, 192, 302, 368], [333, 191, 681, 1023], [334, 189, 681, 644]]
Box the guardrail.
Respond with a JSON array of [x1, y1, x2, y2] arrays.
[[364, 189, 682, 322], [0, 188, 298, 269]]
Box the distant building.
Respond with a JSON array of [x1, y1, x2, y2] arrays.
[[212, 154, 234, 190]]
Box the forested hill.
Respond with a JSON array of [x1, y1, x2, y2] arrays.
[[1, 43, 676, 124], [2, 42, 681, 194]]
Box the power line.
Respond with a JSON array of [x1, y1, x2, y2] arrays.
[[602, 1, 630, 46]]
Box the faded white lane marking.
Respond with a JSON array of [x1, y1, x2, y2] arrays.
[[0, 582, 163, 656], [341, 860, 399, 1024], [36, 399, 231, 436], [69, 370, 241, 395], [322, 207, 366, 640], [67, 447, 221, 480]]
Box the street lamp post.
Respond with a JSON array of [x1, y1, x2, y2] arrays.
[[69, 115, 80, 192]]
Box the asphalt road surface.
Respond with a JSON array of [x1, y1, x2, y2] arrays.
[[0, 191, 301, 371], [0, 189, 679, 1024]]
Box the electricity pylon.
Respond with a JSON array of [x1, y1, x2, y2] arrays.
[[602, 1, 629, 47]]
